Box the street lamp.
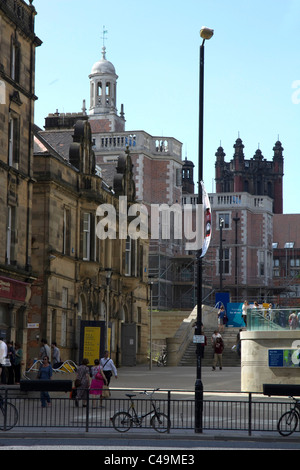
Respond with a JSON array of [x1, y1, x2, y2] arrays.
[[195, 26, 214, 434], [219, 217, 224, 292], [105, 268, 112, 351], [148, 278, 153, 370]]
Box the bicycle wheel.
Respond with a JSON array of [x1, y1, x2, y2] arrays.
[[151, 412, 170, 433], [0, 402, 18, 431], [112, 412, 133, 432], [277, 410, 298, 436]]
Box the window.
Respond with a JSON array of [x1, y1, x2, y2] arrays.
[[8, 115, 20, 167], [218, 213, 230, 229], [6, 206, 16, 265], [259, 251, 265, 276], [83, 213, 90, 260], [218, 248, 230, 274], [63, 208, 71, 255], [290, 259, 300, 267], [62, 287, 68, 309], [82, 212, 96, 261], [11, 37, 20, 83], [125, 236, 131, 276], [284, 242, 294, 249], [124, 237, 141, 277]]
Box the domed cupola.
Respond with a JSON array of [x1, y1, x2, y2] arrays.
[[89, 46, 118, 115]]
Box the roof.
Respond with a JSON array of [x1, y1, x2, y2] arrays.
[[273, 214, 300, 249]]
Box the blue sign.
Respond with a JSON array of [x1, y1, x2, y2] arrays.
[[226, 302, 244, 327], [215, 292, 230, 311], [268, 349, 300, 368], [268, 349, 283, 367]]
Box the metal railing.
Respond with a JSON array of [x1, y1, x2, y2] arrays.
[[0, 387, 296, 435]]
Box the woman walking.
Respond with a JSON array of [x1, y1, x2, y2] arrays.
[[90, 359, 107, 407], [37, 355, 52, 407], [75, 358, 90, 407]]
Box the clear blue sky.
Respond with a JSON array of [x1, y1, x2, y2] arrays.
[[34, 0, 300, 214]]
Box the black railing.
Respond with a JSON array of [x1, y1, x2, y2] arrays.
[[0, 387, 296, 435]]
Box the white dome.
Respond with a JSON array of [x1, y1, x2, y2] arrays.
[[90, 47, 116, 76]]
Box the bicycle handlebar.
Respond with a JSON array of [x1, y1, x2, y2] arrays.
[[139, 388, 160, 396]]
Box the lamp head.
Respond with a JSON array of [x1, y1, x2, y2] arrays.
[[200, 27, 214, 40]]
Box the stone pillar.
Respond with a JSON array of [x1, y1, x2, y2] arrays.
[[166, 337, 181, 366]]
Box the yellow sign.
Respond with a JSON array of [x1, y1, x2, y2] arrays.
[[83, 326, 101, 364]]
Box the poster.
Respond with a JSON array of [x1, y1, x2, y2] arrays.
[[226, 302, 244, 327], [79, 320, 111, 364], [83, 326, 101, 364]]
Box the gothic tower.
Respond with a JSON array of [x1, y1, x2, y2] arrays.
[[214, 137, 284, 214]]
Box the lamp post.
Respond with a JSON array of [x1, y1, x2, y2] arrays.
[[149, 279, 153, 370], [105, 268, 112, 351], [219, 217, 224, 292], [195, 26, 214, 434]]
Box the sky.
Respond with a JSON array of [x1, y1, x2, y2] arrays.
[[33, 0, 300, 214]]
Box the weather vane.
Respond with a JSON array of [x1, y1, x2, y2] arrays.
[[101, 26, 108, 48]]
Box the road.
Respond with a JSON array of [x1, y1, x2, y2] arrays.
[[1, 435, 300, 451]]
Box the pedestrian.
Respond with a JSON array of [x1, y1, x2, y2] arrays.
[[0, 338, 7, 384], [212, 336, 224, 371], [242, 300, 249, 327], [14, 342, 23, 384], [236, 329, 242, 359], [7, 341, 15, 384], [37, 355, 52, 407], [39, 339, 51, 361], [75, 358, 90, 407], [51, 341, 61, 368], [211, 330, 221, 347], [267, 303, 274, 322], [217, 306, 226, 333], [89, 359, 107, 408], [100, 350, 118, 385], [289, 311, 298, 330]]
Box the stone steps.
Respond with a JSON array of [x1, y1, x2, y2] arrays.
[[180, 327, 242, 367]]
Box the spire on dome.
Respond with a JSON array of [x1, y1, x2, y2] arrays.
[[101, 26, 108, 58]]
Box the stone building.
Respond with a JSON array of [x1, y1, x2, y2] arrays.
[[30, 117, 149, 366], [86, 46, 194, 310], [211, 137, 284, 301], [183, 137, 284, 303], [0, 0, 41, 364]]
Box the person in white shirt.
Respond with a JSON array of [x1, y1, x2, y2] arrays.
[[100, 350, 118, 385], [0, 338, 8, 384]]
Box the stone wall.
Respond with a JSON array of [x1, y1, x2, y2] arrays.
[[241, 330, 300, 393]]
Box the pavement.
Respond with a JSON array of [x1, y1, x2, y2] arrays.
[[112, 365, 241, 395]]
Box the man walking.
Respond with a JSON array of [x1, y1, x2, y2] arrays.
[[100, 350, 118, 385]]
